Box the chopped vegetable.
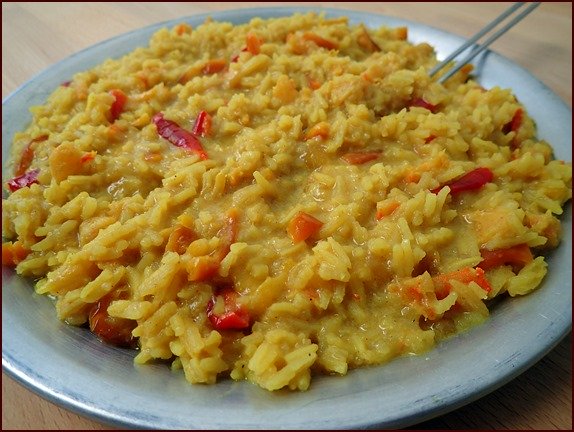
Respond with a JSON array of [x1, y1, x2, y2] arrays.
[[80, 150, 97, 163], [202, 58, 227, 74], [434, 266, 492, 299], [341, 152, 380, 165], [479, 244, 533, 271], [432, 167, 493, 196], [425, 135, 437, 144], [288, 211, 323, 242], [2, 241, 30, 266], [357, 24, 381, 53], [245, 32, 262, 55], [503, 108, 523, 149], [88, 292, 137, 348], [165, 225, 196, 255], [174, 23, 191, 36], [15, 135, 48, 176], [192, 110, 212, 137], [152, 112, 208, 160], [409, 97, 438, 113], [307, 76, 321, 90], [214, 208, 239, 261], [206, 286, 250, 331], [7, 169, 40, 192], [302, 32, 339, 50], [109, 89, 127, 123], [304, 122, 330, 140], [186, 209, 239, 281], [376, 200, 400, 220], [502, 108, 523, 134]]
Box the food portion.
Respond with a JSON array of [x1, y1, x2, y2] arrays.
[[2, 13, 572, 391]]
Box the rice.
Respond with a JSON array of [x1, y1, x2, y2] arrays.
[[2, 13, 572, 392]]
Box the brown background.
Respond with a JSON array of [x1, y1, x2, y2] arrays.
[[2, 2, 572, 430]]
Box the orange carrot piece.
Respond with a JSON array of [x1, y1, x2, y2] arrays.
[[287, 211, 323, 242], [305, 122, 330, 141], [245, 32, 262, 55], [375, 200, 400, 220], [302, 32, 339, 50], [341, 152, 380, 165], [202, 59, 227, 75], [2, 241, 29, 266], [433, 267, 492, 299], [478, 244, 533, 271], [165, 225, 197, 255]]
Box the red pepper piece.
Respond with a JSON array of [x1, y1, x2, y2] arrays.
[[7, 169, 40, 192], [432, 167, 493, 196], [192, 111, 212, 137], [502, 108, 523, 134], [15, 135, 48, 176], [341, 152, 380, 165], [409, 97, 438, 113], [152, 112, 208, 160], [206, 287, 250, 331], [109, 89, 127, 123], [89, 292, 137, 348]]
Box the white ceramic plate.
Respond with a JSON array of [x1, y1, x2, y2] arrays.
[[2, 7, 572, 430]]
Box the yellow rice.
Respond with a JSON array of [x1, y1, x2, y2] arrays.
[[2, 13, 572, 391]]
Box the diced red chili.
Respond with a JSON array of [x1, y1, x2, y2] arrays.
[[425, 135, 437, 144], [152, 112, 208, 160], [410, 97, 438, 113], [88, 292, 137, 348], [502, 108, 523, 134], [15, 135, 48, 176], [80, 151, 97, 163], [231, 47, 248, 63], [206, 286, 250, 331], [109, 89, 127, 123], [341, 152, 380, 165], [432, 167, 493, 196], [192, 110, 212, 137], [7, 169, 40, 192]]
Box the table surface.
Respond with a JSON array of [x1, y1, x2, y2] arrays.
[[2, 2, 572, 430]]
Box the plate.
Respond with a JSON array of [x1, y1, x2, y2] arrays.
[[2, 6, 572, 430]]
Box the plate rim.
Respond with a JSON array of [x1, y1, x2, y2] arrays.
[[2, 6, 572, 430]]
